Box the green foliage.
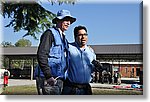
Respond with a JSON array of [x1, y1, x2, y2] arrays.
[[1, 41, 14, 47], [2, 2, 55, 39], [15, 38, 32, 47], [1, 0, 76, 39], [1, 39, 32, 47]]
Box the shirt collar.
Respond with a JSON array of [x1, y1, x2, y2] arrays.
[[80, 45, 87, 51], [53, 26, 65, 38], [74, 42, 87, 51], [58, 28, 65, 35]]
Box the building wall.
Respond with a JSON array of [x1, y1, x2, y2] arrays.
[[113, 64, 143, 78]]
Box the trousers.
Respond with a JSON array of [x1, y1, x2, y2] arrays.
[[62, 79, 92, 95]]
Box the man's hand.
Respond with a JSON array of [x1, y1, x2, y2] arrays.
[[92, 60, 103, 72], [46, 77, 56, 86], [92, 60, 102, 68]]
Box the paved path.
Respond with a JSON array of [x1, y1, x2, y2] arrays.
[[0, 79, 36, 87], [8, 79, 36, 86], [0, 78, 141, 88]]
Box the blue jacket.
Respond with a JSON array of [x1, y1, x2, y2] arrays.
[[34, 28, 67, 78], [67, 42, 96, 84]]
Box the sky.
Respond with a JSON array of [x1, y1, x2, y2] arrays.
[[1, 0, 142, 46]]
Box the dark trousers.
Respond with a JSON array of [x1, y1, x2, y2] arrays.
[[62, 79, 92, 95], [114, 77, 118, 83]]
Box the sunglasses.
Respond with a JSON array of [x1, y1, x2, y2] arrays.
[[77, 34, 88, 37]]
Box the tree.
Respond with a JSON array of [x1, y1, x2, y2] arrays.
[[1, 0, 76, 39], [15, 38, 32, 47], [1, 41, 14, 47]]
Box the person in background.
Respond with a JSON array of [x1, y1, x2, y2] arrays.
[[117, 72, 122, 85], [3, 68, 10, 87], [113, 71, 119, 85], [34, 9, 76, 95], [62, 25, 102, 95], [108, 72, 112, 84]]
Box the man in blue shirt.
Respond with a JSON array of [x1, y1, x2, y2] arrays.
[[62, 25, 100, 95]]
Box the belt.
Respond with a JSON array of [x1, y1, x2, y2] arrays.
[[64, 78, 90, 89]]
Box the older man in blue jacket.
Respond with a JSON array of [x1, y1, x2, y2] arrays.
[[34, 9, 76, 95]]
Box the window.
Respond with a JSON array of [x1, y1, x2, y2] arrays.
[[132, 67, 134, 73], [125, 67, 128, 74], [136, 67, 140, 76], [113, 67, 119, 71]]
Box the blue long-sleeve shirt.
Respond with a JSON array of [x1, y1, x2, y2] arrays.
[[67, 42, 96, 84]]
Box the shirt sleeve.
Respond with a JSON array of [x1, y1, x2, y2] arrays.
[[37, 29, 54, 79], [88, 46, 96, 60], [88, 46, 96, 71]]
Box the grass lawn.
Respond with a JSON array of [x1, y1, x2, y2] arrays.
[[1, 85, 143, 95], [1, 85, 38, 95], [92, 88, 143, 95]]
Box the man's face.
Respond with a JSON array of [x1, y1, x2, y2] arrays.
[[59, 20, 71, 32], [75, 29, 88, 48]]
